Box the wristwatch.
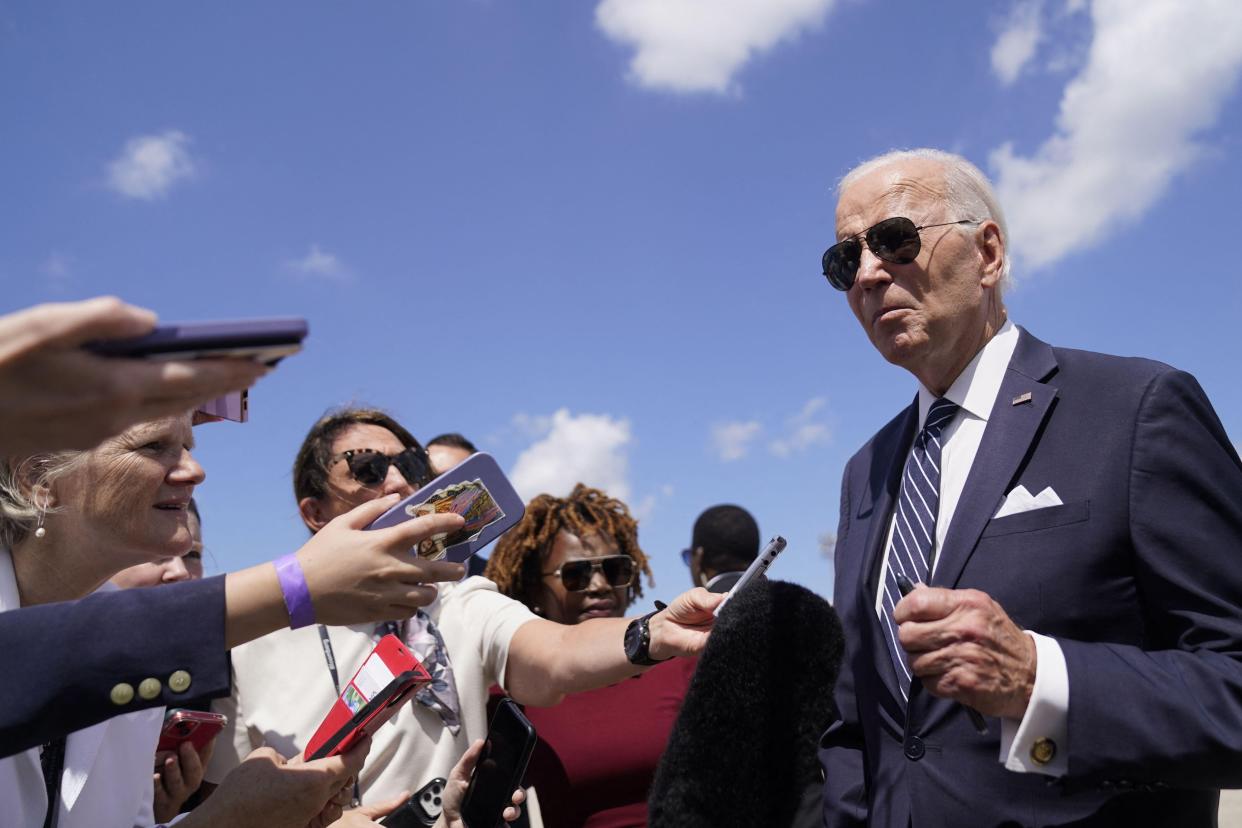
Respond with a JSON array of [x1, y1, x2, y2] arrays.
[[624, 608, 669, 666]]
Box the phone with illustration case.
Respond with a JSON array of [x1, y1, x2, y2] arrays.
[[366, 453, 525, 563]]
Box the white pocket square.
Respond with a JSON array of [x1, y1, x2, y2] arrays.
[[993, 484, 1063, 519]]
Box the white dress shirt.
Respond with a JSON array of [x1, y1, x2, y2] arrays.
[[873, 320, 1069, 776]]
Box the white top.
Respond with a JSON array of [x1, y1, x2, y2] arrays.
[[0, 548, 161, 828], [206, 575, 537, 802], [872, 320, 1070, 776]]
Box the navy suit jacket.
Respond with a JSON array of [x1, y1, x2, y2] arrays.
[[0, 576, 231, 758], [819, 329, 1242, 828]]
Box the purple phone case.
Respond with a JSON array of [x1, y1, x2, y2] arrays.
[[196, 390, 249, 422], [366, 453, 525, 563], [86, 317, 308, 359]]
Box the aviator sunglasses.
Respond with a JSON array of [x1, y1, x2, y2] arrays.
[[332, 445, 434, 488], [821, 217, 980, 291], [543, 555, 636, 592]]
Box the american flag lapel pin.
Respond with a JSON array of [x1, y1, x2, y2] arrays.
[[1011, 391, 1033, 406]]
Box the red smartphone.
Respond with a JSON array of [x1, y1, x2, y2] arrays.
[[304, 635, 432, 760], [157, 709, 227, 753]]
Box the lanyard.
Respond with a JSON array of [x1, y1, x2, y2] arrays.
[[40, 737, 66, 828], [316, 622, 401, 807]]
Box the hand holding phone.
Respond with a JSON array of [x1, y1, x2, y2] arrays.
[[86, 317, 308, 365], [157, 709, 227, 753], [379, 777, 448, 827], [459, 699, 536, 828], [714, 535, 787, 616], [304, 635, 433, 760], [366, 453, 525, 564]]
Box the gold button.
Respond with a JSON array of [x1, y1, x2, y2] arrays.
[[1030, 737, 1057, 765], [168, 670, 192, 694], [110, 683, 135, 706], [137, 678, 162, 700]]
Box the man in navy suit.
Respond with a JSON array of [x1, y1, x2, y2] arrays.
[[817, 149, 1242, 827]]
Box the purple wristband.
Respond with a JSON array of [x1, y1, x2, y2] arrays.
[[274, 553, 316, 629]]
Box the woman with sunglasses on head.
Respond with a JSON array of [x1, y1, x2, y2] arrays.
[[483, 484, 697, 828], [207, 409, 720, 822]]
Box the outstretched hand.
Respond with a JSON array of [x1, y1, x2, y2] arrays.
[[179, 737, 372, 828], [0, 297, 269, 456], [298, 495, 468, 626], [441, 739, 525, 828], [894, 586, 1037, 719], [648, 587, 723, 661]]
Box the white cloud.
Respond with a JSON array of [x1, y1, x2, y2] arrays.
[[710, 420, 762, 461], [284, 244, 354, 283], [769, 396, 831, 457], [106, 130, 196, 200], [509, 409, 633, 501], [595, 0, 836, 94], [990, 0, 1242, 271], [991, 1, 1043, 86]]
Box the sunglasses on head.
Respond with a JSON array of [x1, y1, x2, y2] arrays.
[[333, 446, 433, 488], [821, 217, 980, 291], [543, 555, 636, 592]]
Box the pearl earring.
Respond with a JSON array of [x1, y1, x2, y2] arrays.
[[34, 512, 46, 539]]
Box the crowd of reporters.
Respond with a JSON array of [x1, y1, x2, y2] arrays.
[[0, 297, 834, 828]]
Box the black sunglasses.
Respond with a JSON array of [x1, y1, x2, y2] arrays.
[[543, 555, 636, 592], [821, 217, 980, 291], [332, 446, 434, 488]]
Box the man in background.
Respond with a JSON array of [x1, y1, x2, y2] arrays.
[[426, 432, 477, 475], [683, 504, 760, 593]]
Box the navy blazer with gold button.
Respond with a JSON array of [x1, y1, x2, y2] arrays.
[[819, 328, 1242, 828], [0, 576, 231, 758]]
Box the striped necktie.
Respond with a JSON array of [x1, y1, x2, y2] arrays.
[[880, 397, 959, 702]]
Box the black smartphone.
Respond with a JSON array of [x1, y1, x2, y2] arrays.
[[85, 318, 308, 365], [460, 698, 536, 828], [379, 777, 448, 828]]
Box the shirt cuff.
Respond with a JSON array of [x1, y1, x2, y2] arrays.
[[999, 631, 1068, 776]]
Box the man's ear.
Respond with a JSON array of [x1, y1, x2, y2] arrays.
[[298, 496, 329, 532], [977, 220, 1006, 288], [691, 546, 710, 587]]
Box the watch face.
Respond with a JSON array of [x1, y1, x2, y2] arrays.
[[624, 617, 643, 661]]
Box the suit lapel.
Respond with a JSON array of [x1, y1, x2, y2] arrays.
[[932, 330, 1059, 589], [855, 400, 918, 705]]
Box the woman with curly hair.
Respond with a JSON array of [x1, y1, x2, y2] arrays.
[[485, 484, 697, 828]]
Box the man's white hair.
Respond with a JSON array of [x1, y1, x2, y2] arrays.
[[838, 148, 1012, 290]]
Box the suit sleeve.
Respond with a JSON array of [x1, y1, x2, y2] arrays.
[[818, 465, 869, 827], [0, 576, 231, 758], [1058, 368, 1242, 787]]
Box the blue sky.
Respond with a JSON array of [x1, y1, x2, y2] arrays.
[[3, 0, 1241, 605]]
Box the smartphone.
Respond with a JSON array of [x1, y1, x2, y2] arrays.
[[460, 698, 537, 828], [157, 709, 227, 753], [305, 635, 432, 760], [367, 453, 526, 564], [713, 535, 787, 616], [379, 777, 448, 828], [195, 389, 249, 423], [85, 317, 308, 365]]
